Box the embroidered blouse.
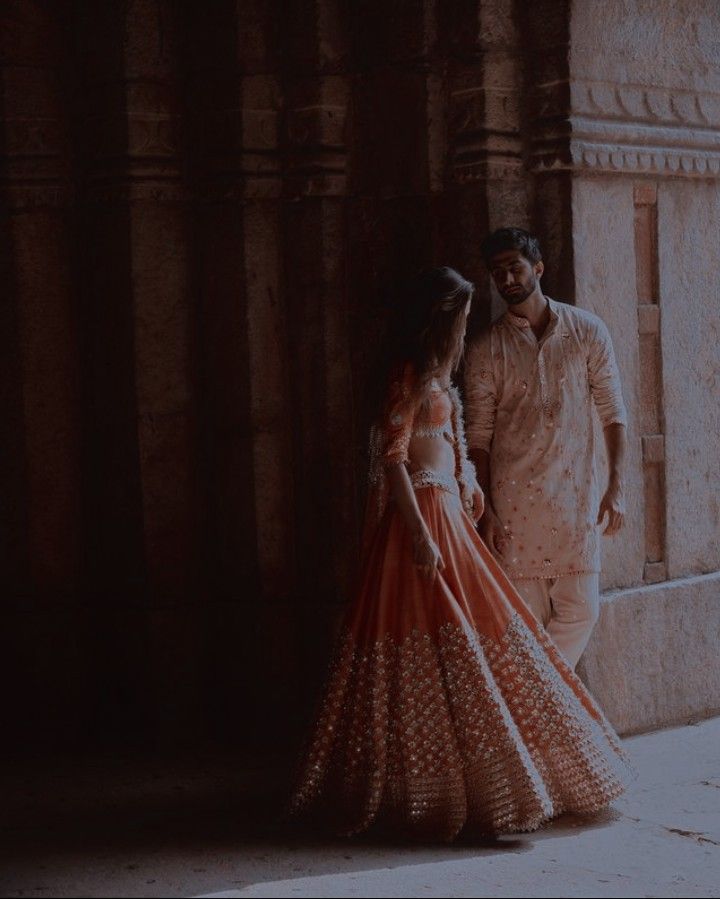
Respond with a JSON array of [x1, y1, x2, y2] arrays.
[[367, 362, 477, 525]]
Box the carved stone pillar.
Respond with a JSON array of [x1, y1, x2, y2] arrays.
[[0, 0, 89, 744], [525, 0, 720, 732], [445, 0, 530, 325], [77, 0, 200, 740], [184, 0, 300, 744], [284, 0, 353, 604]]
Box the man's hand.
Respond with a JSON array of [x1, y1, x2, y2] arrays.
[[462, 479, 485, 523], [479, 506, 509, 555], [597, 480, 625, 535], [599, 423, 627, 536]]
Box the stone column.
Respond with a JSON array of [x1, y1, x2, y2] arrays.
[[77, 0, 201, 741], [283, 0, 354, 643], [185, 0, 302, 745], [0, 0, 86, 741], [444, 0, 531, 326], [528, 0, 720, 732]]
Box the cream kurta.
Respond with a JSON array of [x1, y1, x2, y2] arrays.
[[464, 296, 627, 581]]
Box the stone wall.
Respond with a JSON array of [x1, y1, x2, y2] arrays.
[[565, 0, 720, 731], [0, 0, 717, 751]]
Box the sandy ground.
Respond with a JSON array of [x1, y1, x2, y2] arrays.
[[2, 716, 719, 899]]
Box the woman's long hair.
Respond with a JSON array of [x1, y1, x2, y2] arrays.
[[383, 266, 475, 402], [361, 266, 475, 533]]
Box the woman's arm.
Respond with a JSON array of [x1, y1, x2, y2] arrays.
[[387, 462, 444, 577], [374, 363, 444, 577]]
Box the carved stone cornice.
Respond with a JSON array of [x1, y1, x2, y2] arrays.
[[0, 112, 73, 208], [285, 76, 349, 199], [449, 81, 524, 183], [0, 182, 75, 208], [82, 181, 188, 203], [75, 75, 185, 205], [0, 107, 73, 209], [531, 80, 720, 178], [198, 74, 282, 201], [197, 75, 349, 201]]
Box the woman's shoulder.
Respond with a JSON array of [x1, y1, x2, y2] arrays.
[[387, 359, 419, 393]]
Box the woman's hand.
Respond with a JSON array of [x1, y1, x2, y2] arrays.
[[462, 479, 485, 523], [412, 530, 445, 580]]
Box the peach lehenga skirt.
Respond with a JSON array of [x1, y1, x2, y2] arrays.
[[287, 483, 635, 842]]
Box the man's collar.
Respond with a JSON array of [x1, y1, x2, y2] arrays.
[[504, 295, 558, 331]]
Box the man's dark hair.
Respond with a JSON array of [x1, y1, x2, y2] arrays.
[[480, 227, 542, 266]]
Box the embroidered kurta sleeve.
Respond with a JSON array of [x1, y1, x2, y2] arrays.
[[586, 317, 628, 427], [464, 333, 497, 452], [379, 364, 419, 466]]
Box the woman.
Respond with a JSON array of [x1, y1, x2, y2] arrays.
[[287, 267, 635, 842]]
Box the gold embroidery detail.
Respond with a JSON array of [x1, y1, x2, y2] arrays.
[[287, 612, 636, 841]]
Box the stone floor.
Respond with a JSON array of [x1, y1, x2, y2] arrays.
[[2, 716, 719, 898]]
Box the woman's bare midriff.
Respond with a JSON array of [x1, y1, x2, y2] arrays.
[[407, 434, 456, 478]]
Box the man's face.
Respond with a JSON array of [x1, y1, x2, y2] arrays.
[[488, 250, 544, 305]]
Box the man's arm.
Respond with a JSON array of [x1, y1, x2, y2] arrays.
[[469, 448, 490, 497], [468, 448, 508, 553], [597, 422, 627, 535], [464, 336, 507, 554], [587, 317, 628, 536]]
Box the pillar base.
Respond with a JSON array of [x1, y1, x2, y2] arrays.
[[578, 571, 720, 735]]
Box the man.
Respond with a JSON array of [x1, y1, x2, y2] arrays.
[[464, 227, 627, 669]]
